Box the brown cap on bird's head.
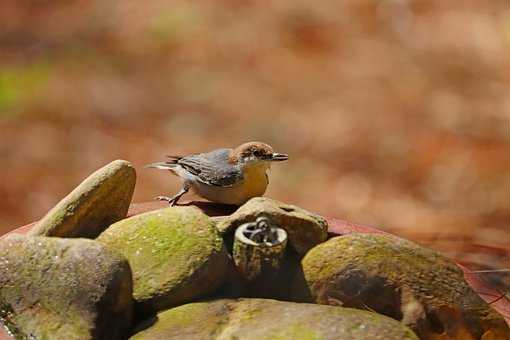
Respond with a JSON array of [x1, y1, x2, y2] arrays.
[[229, 142, 289, 164]]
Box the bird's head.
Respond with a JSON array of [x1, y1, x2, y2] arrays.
[[229, 142, 289, 166]]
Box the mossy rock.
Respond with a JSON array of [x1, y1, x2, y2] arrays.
[[0, 235, 133, 340], [97, 206, 230, 313], [216, 197, 328, 254], [29, 159, 136, 238], [301, 233, 510, 339], [130, 298, 418, 340]]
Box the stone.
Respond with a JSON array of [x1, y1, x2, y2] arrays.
[[301, 233, 510, 339], [97, 206, 229, 313], [215, 197, 328, 254], [130, 298, 418, 340], [29, 160, 136, 238], [0, 235, 133, 340]]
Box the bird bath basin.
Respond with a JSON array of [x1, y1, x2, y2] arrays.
[[1, 201, 509, 339]]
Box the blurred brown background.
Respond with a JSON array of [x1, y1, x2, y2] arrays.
[[1, 1, 510, 279]]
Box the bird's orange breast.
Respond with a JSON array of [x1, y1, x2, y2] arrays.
[[191, 162, 269, 205], [240, 162, 269, 197]]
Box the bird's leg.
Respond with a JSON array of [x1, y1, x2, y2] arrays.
[[156, 184, 190, 206]]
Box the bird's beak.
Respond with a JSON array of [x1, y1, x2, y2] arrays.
[[270, 153, 289, 161]]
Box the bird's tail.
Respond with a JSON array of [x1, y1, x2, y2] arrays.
[[144, 161, 178, 170]]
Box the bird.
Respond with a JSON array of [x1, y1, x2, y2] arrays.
[[146, 142, 288, 206]]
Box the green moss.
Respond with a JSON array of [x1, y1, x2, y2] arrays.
[[131, 300, 229, 339], [237, 304, 262, 322], [97, 207, 227, 308], [0, 302, 22, 339], [12, 309, 90, 340], [302, 234, 509, 336], [0, 236, 132, 339], [157, 302, 211, 328], [130, 299, 418, 340], [30, 160, 136, 238], [303, 234, 469, 306], [271, 323, 322, 340]]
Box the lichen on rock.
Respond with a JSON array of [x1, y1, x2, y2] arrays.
[[215, 197, 328, 255], [96, 206, 230, 313], [130, 298, 418, 340], [0, 235, 133, 340], [29, 159, 136, 238], [300, 233, 510, 339]]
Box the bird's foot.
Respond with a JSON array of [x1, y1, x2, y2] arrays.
[[155, 196, 178, 206]]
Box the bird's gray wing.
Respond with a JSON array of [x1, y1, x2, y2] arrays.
[[177, 148, 243, 187]]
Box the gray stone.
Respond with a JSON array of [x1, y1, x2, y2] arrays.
[[29, 159, 136, 238], [216, 197, 328, 254], [130, 298, 418, 340], [0, 235, 133, 340], [97, 206, 230, 313], [301, 233, 510, 339]]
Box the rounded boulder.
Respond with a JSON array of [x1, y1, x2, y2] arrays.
[[97, 206, 229, 313]]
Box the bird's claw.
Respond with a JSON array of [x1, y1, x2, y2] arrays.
[[155, 196, 177, 206], [155, 195, 171, 202]]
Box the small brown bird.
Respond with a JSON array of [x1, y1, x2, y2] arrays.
[[146, 142, 289, 206]]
